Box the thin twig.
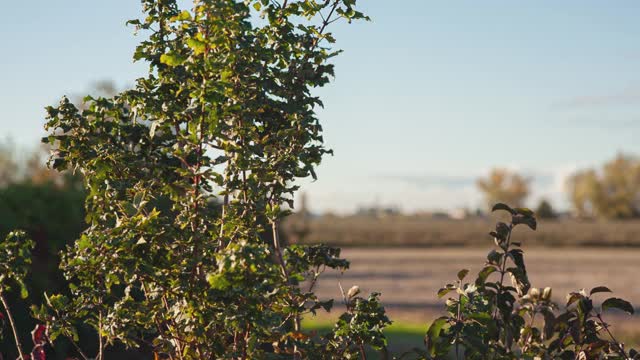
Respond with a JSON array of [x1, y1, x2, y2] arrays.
[[597, 313, 628, 358], [48, 305, 90, 360], [68, 337, 91, 360], [271, 219, 302, 358], [0, 291, 26, 360], [493, 225, 513, 320], [98, 311, 104, 360], [358, 342, 367, 360], [162, 296, 185, 360]]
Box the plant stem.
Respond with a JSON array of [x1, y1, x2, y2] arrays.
[[597, 313, 628, 358], [497, 225, 513, 292], [359, 342, 367, 360], [271, 219, 290, 283], [68, 338, 90, 360], [490, 224, 513, 360], [98, 311, 104, 360], [0, 291, 26, 360], [271, 218, 301, 359], [161, 296, 185, 360], [455, 292, 461, 359]]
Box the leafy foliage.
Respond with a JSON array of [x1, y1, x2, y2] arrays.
[[477, 169, 530, 209], [2, 1, 639, 358], [415, 203, 639, 359], [0, 231, 35, 300], [0, 231, 42, 360], [31, 0, 388, 359], [568, 153, 640, 219]]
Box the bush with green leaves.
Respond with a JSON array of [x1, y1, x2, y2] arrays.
[[0, 231, 40, 360], [2, 0, 639, 359], [416, 203, 638, 360], [13, 0, 392, 359]]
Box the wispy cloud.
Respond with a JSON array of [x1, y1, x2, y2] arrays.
[[379, 171, 554, 190], [379, 174, 476, 189], [301, 169, 577, 214], [563, 116, 639, 129], [551, 87, 640, 110]]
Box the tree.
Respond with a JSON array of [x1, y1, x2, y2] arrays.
[[567, 154, 640, 219], [477, 168, 530, 209], [0, 142, 18, 188], [33, 1, 390, 359], [567, 169, 600, 218], [420, 203, 637, 359], [535, 199, 556, 219]]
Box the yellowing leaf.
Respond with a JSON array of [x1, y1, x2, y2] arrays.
[[160, 53, 186, 66], [171, 10, 192, 22], [187, 38, 207, 55]]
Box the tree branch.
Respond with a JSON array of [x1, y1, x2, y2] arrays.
[[0, 291, 26, 360]]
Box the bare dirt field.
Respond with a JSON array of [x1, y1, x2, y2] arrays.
[[286, 216, 640, 247], [312, 247, 640, 327]]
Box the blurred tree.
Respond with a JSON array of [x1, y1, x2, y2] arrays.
[[0, 144, 86, 359], [535, 199, 556, 219], [0, 142, 18, 187], [477, 168, 530, 209], [567, 153, 640, 219], [567, 169, 600, 218]]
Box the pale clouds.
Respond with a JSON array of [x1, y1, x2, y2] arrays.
[[551, 86, 640, 110], [297, 167, 580, 215]]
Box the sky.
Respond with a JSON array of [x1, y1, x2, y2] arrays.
[[2, 1, 640, 214]]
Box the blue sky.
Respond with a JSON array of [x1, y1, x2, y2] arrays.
[[2, 1, 640, 213]]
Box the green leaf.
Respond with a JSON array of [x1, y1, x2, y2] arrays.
[[542, 310, 555, 340], [590, 286, 612, 295], [320, 299, 333, 312], [220, 70, 233, 82], [171, 10, 192, 21], [457, 269, 469, 281], [507, 267, 530, 296], [566, 292, 584, 306], [425, 316, 448, 356], [160, 53, 186, 66], [492, 203, 515, 214], [476, 265, 497, 285], [206, 273, 231, 291], [486, 250, 502, 265], [602, 297, 634, 315], [19, 281, 29, 299], [512, 214, 537, 231], [186, 38, 207, 55], [508, 249, 526, 274], [513, 207, 534, 217], [494, 222, 511, 241], [468, 312, 491, 323], [437, 287, 454, 298]]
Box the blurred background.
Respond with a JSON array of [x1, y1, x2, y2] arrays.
[[2, 0, 640, 355]]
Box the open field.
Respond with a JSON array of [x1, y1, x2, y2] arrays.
[[286, 216, 640, 247], [305, 247, 640, 355], [312, 247, 640, 319]]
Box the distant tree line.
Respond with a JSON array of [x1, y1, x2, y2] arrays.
[[0, 143, 87, 357], [567, 154, 640, 219], [476, 153, 640, 220]]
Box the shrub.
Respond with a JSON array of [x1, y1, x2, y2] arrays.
[[1, 0, 638, 359], [5, 0, 393, 359], [417, 203, 638, 359], [535, 199, 556, 220]]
